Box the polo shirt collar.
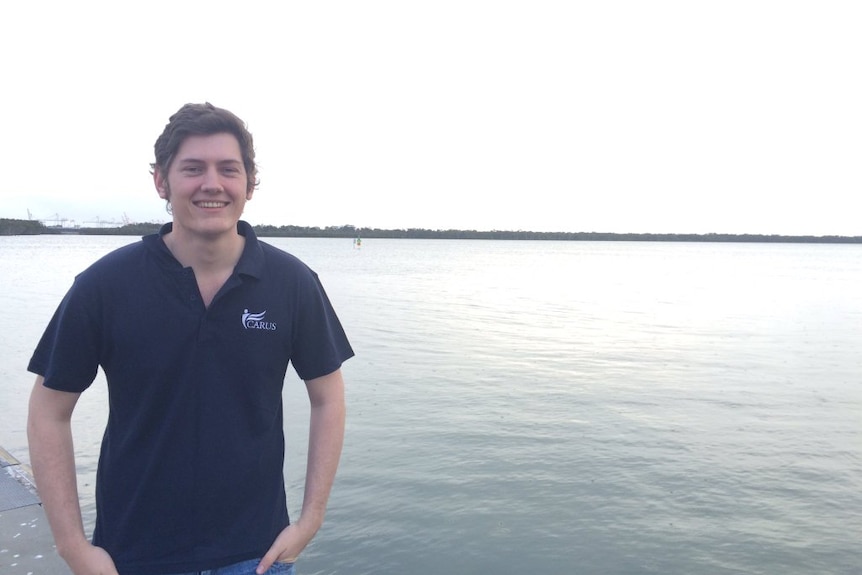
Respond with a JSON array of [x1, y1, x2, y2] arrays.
[[145, 220, 265, 279], [234, 221, 265, 279]]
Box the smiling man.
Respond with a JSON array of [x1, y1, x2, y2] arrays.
[[27, 103, 353, 575]]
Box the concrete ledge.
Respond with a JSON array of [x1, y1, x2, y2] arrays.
[[0, 446, 73, 574]]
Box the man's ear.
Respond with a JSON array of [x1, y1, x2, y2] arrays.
[[154, 168, 169, 199]]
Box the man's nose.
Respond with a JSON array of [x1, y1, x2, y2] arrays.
[[201, 166, 223, 191]]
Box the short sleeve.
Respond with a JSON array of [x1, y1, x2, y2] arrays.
[[28, 275, 102, 393], [289, 270, 354, 381]]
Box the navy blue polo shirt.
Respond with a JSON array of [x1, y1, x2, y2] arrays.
[[29, 221, 353, 575]]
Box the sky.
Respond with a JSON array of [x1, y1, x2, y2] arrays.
[[1, 1, 860, 235]]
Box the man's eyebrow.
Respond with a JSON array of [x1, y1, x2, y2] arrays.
[[176, 158, 243, 164]]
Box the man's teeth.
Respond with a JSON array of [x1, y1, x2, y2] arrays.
[[197, 201, 227, 208]]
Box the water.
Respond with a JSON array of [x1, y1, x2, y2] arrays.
[[1, 235, 860, 574]]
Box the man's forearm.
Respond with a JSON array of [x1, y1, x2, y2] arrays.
[[27, 382, 89, 557], [298, 371, 346, 531]]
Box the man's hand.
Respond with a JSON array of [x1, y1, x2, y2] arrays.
[[62, 540, 119, 575], [255, 521, 316, 574]]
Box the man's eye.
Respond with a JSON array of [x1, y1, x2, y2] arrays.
[[182, 166, 202, 174]]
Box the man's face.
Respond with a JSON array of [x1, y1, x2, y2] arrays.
[[154, 132, 253, 239]]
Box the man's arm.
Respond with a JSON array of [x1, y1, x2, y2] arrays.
[[27, 376, 118, 575], [257, 368, 346, 574]]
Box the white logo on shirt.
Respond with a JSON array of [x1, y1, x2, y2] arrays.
[[242, 309, 277, 331]]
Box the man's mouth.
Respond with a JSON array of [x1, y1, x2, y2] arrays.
[[195, 201, 229, 208]]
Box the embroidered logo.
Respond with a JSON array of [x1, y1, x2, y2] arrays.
[[242, 309, 277, 331]]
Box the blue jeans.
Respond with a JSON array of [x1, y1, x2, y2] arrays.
[[169, 558, 296, 575]]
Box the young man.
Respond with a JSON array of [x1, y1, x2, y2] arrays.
[[27, 103, 353, 575]]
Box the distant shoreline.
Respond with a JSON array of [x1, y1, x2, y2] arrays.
[[2, 218, 860, 244]]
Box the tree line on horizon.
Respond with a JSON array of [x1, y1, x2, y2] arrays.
[[1, 218, 860, 243]]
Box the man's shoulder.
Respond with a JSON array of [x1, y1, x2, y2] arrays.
[[76, 238, 153, 282], [257, 240, 316, 275]]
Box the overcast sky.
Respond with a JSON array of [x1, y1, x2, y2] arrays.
[[1, 1, 859, 235]]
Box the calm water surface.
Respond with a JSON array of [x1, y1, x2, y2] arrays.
[[1, 235, 860, 574]]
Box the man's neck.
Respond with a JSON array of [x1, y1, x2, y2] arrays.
[[162, 225, 246, 274]]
